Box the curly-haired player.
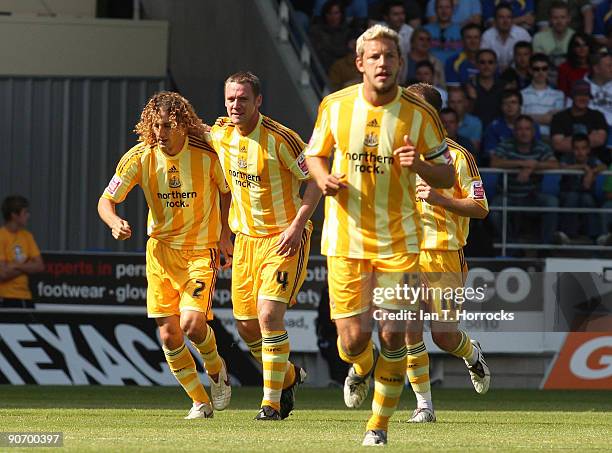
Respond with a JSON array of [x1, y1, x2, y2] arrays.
[[98, 91, 233, 419]]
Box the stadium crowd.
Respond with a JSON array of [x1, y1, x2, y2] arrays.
[[291, 0, 612, 248]]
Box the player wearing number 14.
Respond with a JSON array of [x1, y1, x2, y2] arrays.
[[98, 92, 233, 419]]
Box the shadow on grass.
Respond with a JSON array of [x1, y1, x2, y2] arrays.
[[0, 387, 611, 412]]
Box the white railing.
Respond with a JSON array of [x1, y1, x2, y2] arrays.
[[480, 168, 612, 255]]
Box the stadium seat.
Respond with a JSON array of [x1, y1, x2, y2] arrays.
[[540, 174, 561, 197], [481, 172, 499, 199]]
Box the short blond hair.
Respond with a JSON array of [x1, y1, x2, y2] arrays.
[[356, 24, 401, 57]]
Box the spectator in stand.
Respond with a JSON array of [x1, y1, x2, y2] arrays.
[[440, 107, 478, 158], [381, 0, 413, 84], [500, 41, 533, 90], [532, 2, 574, 70], [521, 53, 565, 140], [445, 23, 481, 88], [557, 134, 606, 243], [466, 49, 506, 129], [404, 28, 445, 86], [584, 49, 612, 127], [535, 0, 593, 35], [0, 195, 44, 308], [483, 89, 534, 156], [425, 0, 481, 26], [448, 87, 483, 152], [313, 0, 369, 24], [423, 0, 463, 65], [413, 60, 448, 106], [557, 32, 595, 98], [600, 163, 612, 244], [310, 0, 353, 71], [483, 0, 535, 30], [551, 80, 609, 163], [593, 0, 612, 47], [481, 3, 532, 72], [328, 35, 361, 91], [490, 115, 560, 244]]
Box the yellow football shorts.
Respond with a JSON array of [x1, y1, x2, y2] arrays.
[[231, 222, 312, 320], [327, 253, 420, 320], [419, 248, 468, 322], [146, 237, 218, 319]]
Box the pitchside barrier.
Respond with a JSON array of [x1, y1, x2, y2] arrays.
[[0, 252, 610, 388]]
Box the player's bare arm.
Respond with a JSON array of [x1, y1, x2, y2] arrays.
[[277, 179, 321, 256], [305, 156, 347, 196], [219, 190, 233, 269], [97, 197, 132, 240], [393, 135, 454, 188], [417, 182, 488, 219]]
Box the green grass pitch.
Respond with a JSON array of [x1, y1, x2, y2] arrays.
[[1, 386, 611, 452]]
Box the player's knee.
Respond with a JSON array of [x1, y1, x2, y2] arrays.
[[235, 319, 261, 342], [431, 329, 457, 352], [379, 329, 406, 351], [258, 305, 283, 331], [158, 326, 183, 349], [339, 330, 370, 356], [180, 318, 201, 339]]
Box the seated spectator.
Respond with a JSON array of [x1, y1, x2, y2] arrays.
[[500, 41, 533, 91], [313, 0, 368, 23], [413, 60, 447, 106], [0, 195, 44, 308], [490, 115, 560, 244], [368, 1, 422, 29], [593, 0, 612, 47], [466, 49, 506, 129], [310, 0, 352, 72], [423, 0, 462, 65], [558, 134, 606, 242], [484, 89, 540, 156], [483, 0, 535, 30], [425, 0, 481, 26], [381, 0, 413, 84], [448, 87, 482, 152], [533, 1, 574, 70], [600, 163, 612, 245], [481, 3, 532, 72], [557, 33, 594, 99], [551, 80, 609, 163], [445, 23, 481, 88], [404, 28, 445, 86], [439, 107, 478, 160], [584, 49, 612, 127], [535, 0, 593, 35], [521, 53, 565, 139], [328, 35, 360, 91]]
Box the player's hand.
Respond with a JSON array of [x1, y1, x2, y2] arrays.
[[111, 219, 132, 240], [277, 223, 303, 257], [219, 230, 234, 269], [394, 135, 421, 170], [416, 182, 443, 205], [319, 173, 347, 196]]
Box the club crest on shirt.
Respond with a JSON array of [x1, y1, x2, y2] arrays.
[[364, 132, 378, 147], [169, 174, 181, 188], [471, 180, 485, 199], [237, 157, 248, 169], [106, 175, 122, 195]]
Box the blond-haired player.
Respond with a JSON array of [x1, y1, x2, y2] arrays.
[[98, 92, 232, 419], [305, 25, 454, 446], [205, 72, 321, 421], [403, 83, 490, 424]]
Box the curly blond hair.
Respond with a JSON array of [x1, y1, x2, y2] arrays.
[[134, 91, 206, 145]]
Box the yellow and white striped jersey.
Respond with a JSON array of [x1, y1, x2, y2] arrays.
[[208, 114, 310, 237], [418, 138, 489, 250], [304, 83, 450, 258], [101, 135, 229, 251]]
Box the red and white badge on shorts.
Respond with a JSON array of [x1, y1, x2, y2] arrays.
[[471, 180, 485, 199], [106, 175, 122, 195]]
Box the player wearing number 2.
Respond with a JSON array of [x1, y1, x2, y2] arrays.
[[98, 92, 233, 419]]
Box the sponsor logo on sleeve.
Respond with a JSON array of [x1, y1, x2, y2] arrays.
[[471, 181, 485, 199], [297, 153, 309, 176], [106, 175, 122, 195]]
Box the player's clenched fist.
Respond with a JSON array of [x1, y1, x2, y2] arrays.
[[416, 182, 442, 205], [319, 173, 347, 196], [111, 218, 132, 240], [393, 135, 421, 169]]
